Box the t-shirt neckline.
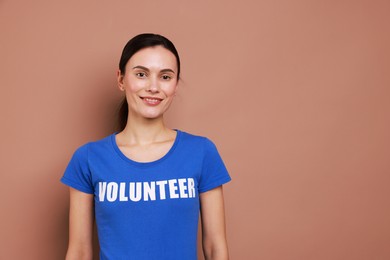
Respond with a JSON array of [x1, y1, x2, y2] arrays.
[[110, 129, 181, 167]]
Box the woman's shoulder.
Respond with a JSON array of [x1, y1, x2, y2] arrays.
[[72, 133, 115, 155], [177, 129, 217, 149]]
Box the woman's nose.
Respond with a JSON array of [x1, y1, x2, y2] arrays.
[[146, 77, 160, 93]]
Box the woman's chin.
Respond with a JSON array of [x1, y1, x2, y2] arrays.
[[141, 108, 170, 120], [141, 112, 164, 120], [129, 107, 169, 121]]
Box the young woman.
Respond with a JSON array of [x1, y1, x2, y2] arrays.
[[61, 33, 231, 260]]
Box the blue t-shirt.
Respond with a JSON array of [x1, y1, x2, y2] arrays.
[[61, 130, 231, 260]]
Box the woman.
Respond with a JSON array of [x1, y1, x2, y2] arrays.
[[61, 33, 231, 260]]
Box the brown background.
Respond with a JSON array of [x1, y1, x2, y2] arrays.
[[1, 0, 389, 259]]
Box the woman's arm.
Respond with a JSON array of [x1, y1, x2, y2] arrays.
[[65, 188, 94, 260], [200, 186, 229, 260]]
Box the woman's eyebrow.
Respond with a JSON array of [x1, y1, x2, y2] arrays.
[[132, 65, 149, 71], [160, 68, 176, 74], [132, 66, 175, 74]]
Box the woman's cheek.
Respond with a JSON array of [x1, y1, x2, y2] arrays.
[[129, 81, 145, 92], [164, 84, 178, 96]]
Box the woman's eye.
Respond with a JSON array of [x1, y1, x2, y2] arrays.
[[162, 75, 172, 80], [136, 72, 146, 78]]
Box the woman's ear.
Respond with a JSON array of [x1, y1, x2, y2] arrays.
[[173, 78, 180, 96], [117, 70, 125, 91]]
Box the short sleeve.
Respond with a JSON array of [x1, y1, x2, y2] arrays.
[[60, 144, 94, 194], [198, 138, 231, 193]]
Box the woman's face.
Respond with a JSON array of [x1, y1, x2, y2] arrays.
[[118, 46, 178, 120]]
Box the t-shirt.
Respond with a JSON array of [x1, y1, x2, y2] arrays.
[[61, 130, 231, 260]]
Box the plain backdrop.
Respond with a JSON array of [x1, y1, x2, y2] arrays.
[[1, 0, 389, 259]]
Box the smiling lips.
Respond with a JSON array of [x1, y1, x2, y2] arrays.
[[140, 96, 163, 106]]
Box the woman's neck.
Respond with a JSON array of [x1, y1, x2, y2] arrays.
[[119, 115, 173, 146]]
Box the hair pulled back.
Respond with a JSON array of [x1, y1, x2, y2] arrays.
[[117, 33, 181, 131]]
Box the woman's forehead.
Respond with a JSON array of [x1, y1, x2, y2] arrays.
[[128, 46, 177, 71]]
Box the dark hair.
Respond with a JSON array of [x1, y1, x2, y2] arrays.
[[117, 33, 181, 131]]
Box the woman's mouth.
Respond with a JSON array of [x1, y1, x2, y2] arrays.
[[140, 97, 163, 106]]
